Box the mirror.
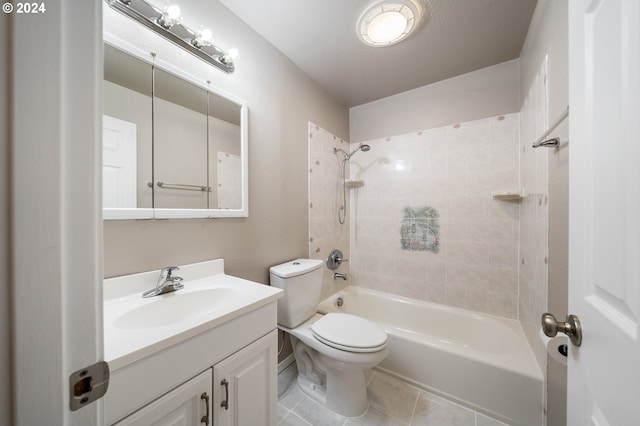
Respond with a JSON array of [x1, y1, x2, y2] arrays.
[[102, 43, 248, 219], [153, 67, 209, 210], [103, 44, 153, 212]]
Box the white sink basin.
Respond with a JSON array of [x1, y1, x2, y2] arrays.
[[103, 259, 283, 370], [114, 288, 240, 329]]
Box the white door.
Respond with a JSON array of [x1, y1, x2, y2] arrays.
[[568, 0, 640, 424], [103, 115, 138, 208]]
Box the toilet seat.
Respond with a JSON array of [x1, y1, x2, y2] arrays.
[[311, 313, 387, 353]]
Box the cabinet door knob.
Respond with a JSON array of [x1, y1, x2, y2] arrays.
[[220, 379, 229, 410], [200, 392, 210, 425]]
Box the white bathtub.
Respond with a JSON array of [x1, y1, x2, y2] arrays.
[[318, 286, 543, 426]]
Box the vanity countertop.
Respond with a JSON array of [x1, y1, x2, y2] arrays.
[[103, 259, 282, 371]]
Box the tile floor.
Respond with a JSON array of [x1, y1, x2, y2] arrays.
[[277, 362, 510, 426]]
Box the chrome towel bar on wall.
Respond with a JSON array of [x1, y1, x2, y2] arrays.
[[532, 106, 569, 148]]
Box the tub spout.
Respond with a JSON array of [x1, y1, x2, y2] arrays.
[[333, 272, 347, 280]]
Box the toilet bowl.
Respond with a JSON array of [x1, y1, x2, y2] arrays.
[[280, 313, 388, 416], [270, 259, 388, 417]]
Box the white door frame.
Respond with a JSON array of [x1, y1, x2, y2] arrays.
[[10, 1, 103, 425]]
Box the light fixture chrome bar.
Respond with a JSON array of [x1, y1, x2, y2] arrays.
[[106, 0, 234, 74], [532, 106, 569, 148]]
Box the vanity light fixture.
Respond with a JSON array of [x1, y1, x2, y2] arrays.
[[105, 0, 236, 74], [357, 0, 423, 47]]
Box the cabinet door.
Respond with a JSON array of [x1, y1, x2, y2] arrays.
[[115, 369, 213, 426], [213, 330, 278, 426]]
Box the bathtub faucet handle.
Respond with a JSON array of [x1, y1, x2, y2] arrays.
[[327, 249, 348, 270]]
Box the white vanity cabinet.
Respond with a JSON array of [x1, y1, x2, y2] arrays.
[[103, 259, 283, 426], [213, 332, 277, 426], [114, 369, 213, 426], [113, 330, 277, 426]]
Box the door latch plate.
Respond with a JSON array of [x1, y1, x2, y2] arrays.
[[69, 361, 110, 411]]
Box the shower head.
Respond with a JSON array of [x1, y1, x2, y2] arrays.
[[334, 144, 371, 160], [347, 144, 371, 159]]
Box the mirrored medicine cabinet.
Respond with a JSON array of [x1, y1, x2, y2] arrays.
[[102, 43, 248, 219]]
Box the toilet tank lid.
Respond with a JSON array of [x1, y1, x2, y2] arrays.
[[269, 259, 323, 278]]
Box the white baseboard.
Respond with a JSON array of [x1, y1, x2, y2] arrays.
[[278, 353, 295, 374]]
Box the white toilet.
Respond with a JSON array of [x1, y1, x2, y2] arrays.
[[270, 259, 388, 417]]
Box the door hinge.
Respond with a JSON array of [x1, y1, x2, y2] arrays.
[[69, 361, 110, 411]]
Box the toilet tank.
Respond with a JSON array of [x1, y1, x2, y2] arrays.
[[269, 259, 324, 328]]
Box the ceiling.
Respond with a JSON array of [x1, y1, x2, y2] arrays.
[[216, 0, 538, 107]]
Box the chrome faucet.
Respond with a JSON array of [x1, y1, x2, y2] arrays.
[[333, 272, 347, 280], [142, 266, 184, 298]]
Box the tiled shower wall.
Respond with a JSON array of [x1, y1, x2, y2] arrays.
[[308, 117, 521, 318], [346, 114, 521, 318], [518, 59, 550, 368], [308, 123, 351, 300]]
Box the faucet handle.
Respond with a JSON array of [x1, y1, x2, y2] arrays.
[[170, 276, 184, 290], [161, 266, 179, 277]]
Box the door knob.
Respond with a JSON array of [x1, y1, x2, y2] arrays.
[[541, 313, 582, 347]]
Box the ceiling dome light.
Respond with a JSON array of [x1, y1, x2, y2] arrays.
[[357, 0, 422, 47]]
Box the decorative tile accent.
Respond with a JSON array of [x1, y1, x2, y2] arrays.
[[400, 206, 440, 253]]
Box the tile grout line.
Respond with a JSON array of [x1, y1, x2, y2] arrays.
[[407, 389, 421, 426]]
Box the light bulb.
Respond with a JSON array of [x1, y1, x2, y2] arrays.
[[199, 28, 212, 43], [221, 48, 238, 65], [192, 28, 213, 48], [165, 4, 181, 20], [157, 4, 181, 29]]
